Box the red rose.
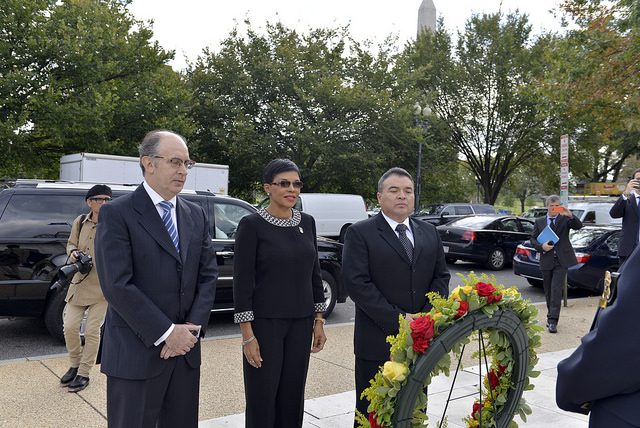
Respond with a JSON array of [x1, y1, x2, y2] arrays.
[[488, 370, 500, 390], [487, 294, 503, 304], [410, 315, 435, 354], [475, 282, 496, 297], [472, 402, 481, 420], [369, 411, 385, 428], [497, 364, 507, 376], [454, 300, 469, 319]]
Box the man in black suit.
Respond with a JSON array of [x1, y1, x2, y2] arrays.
[[610, 168, 640, 266], [342, 167, 450, 422], [530, 194, 582, 334], [556, 246, 640, 427], [95, 130, 218, 427]]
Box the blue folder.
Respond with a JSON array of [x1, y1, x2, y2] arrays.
[[537, 225, 559, 245]]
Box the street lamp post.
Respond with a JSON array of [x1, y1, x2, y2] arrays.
[[414, 104, 432, 212]]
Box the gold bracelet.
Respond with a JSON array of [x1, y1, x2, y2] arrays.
[[314, 317, 326, 326]]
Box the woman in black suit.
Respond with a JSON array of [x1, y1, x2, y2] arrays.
[[233, 158, 327, 428]]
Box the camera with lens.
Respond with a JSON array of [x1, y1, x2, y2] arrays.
[[51, 251, 93, 291]]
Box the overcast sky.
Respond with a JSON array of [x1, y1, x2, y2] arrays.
[[128, 0, 566, 71]]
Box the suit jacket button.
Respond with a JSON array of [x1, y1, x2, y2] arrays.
[[180, 289, 185, 295], [177, 265, 183, 272]]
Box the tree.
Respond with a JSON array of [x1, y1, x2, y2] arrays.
[[540, 0, 640, 183], [0, 0, 188, 178], [400, 13, 552, 205], [187, 22, 458, 201]]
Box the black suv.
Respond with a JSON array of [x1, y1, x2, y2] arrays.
[[0, 180, 345, 342], [412, 203, 496, 226]]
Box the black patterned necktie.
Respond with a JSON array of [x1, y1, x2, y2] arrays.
[[396, 223, 413, 262], [159, 200, 180, 253], [550, 216, 556, 231]]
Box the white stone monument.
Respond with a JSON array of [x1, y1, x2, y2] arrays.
[[417, 0, 437, 35]]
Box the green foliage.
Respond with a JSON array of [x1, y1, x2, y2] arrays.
[[0, 0, 188, 178], [399, 14, 552, 205], [187, 21, 460, 200]]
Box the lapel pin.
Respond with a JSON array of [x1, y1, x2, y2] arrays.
[[299, 226, 304, 233]]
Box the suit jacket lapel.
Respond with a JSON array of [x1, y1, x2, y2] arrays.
[[375, 213, 412, 266], [631, 193, 640, 219], [176, 197, 192, 264], [133, 186, 181, 263], [409, 218, 423, 265]]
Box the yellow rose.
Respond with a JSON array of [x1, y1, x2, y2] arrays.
[[382, 361, 409, 383], [451, 286, 462, 300], [463, 285, 475, 295], [433, 312, 442, 320]]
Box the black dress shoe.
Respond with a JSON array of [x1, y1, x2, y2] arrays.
[[547, 323, 558, 333], [68, 375, 90, 393], [60, 367, 78, 386]]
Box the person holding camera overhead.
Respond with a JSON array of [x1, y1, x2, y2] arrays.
[[530, 194, 582, 334], [59, 184, 112, 392], [610, 168, 640, 266]]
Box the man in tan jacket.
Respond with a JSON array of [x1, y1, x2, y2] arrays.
[[59, 184, 112, 392]]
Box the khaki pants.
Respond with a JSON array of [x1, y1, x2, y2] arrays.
[[63, 300, 108, 378]]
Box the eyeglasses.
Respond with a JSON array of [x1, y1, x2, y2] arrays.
[[89, 197, 112, 204], [153, 156, 196, 170], [271, 180, 303, 189]]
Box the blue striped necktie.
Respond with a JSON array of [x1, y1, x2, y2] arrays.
[[159, 201, 180, 253]]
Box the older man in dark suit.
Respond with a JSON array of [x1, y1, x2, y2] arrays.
[[95, 130, 218, 428], [530, 194, 582, 334], [610, 168, 640, 266], [342, 167, 450, 423], [557, 246, 640, 427]]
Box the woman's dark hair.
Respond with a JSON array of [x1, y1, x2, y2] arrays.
[[263, 159, 300, 184]]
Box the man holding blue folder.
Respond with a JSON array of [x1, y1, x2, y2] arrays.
[[530, 195, 583, 333]]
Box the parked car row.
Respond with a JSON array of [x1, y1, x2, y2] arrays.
[[0, 180, 347, 342], [437, 215, 534, 270], [513, 226, 620, 293]]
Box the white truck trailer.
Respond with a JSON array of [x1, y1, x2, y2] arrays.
[[59, 152, 229, 194]]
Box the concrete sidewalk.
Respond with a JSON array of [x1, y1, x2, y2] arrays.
[[0, 298, 598, 427]]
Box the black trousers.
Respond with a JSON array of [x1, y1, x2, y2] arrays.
[[541, 258, 567, 324], [243, 317, 314, 428], [106, 355, 200, 428], [354, 357, 385, 426]]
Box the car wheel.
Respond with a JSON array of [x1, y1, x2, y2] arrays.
[[321, 270, 338, 318], [445, 257, 457, 265], [44, 289, 67, 343], [486, 247, 506, 270], [526, 278, 543, 288]]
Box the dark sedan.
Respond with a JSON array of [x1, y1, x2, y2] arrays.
[[512, 225, 620, 293], [437, 215, 534, 270]]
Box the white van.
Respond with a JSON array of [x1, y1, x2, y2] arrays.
[[294, 193, 368, 241], [567, 201, 621, 226]]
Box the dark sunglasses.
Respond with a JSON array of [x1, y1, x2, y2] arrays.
[[271, 180, 303, 189], [89, 197, 112, 203]]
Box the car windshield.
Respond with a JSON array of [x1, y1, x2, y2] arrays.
[[447, 216, 494, 229], [418, 205, 443, 215], [474, 205, 495, 214], [569, 228, 607, 247]]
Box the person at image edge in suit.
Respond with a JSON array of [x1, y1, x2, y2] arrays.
[[95, 130, 218, 428], [609, 168, 640, 266], [556, 246, 640, 427], [530, 194, 582, 334], [342, 167, 451, 424]]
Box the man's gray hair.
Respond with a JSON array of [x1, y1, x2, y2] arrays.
[[545, 195, 561, 206], [377, 167, 414, 193], [138, 130, 186, 176]]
